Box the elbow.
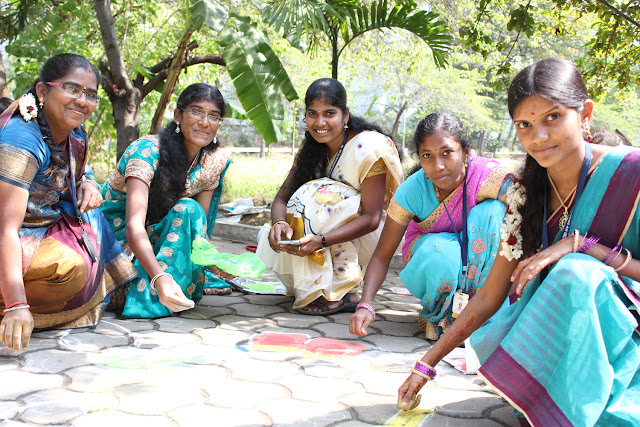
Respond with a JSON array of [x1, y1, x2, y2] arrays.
[[363, 210, 383, 234]]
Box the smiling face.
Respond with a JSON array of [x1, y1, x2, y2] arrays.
[[36, 67, 98, 143], [175, 99, 222, 154], [418, 131, 468, 200], [305, 98, 349, 152], [513, 94, 591, 170]]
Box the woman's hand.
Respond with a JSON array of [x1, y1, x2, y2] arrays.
[[511, 236, 573, 295], [0, 308, 34, 352], [349, 307, 374, 336], [77, 181, 103, 212], [154, 275, 195, 313], [397, 373, 429, 411], [268, 222, 293, 253]]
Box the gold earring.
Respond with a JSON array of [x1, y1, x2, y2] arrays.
[[582, 121, 592, 143], [39, 98, 44, 108]]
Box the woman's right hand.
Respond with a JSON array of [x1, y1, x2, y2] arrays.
[[0, 308, 34, 352], [154, 275, 195, 313], [268, 222, 293, 253], [349, 308, 374, 336]]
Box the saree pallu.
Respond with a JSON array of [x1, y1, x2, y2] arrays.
[[471, 147, 640, 426], [0, 118, 137, 329], [258, 131, 403, 309], [400, 200, 506, 328], [388, 157, 512, 331], [100, 136, 232, 318]]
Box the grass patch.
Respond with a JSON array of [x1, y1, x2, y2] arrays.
[[222, 154, 293, 205]]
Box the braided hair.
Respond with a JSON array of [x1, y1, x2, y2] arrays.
[[290, 78, 388, 192], [146, 83, 225, 224], [507, 57, 589, 256], [26, 54, 99, 191]]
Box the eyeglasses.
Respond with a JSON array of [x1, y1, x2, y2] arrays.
[[45, 82, 101, 104], [181, 108, 223, 124]]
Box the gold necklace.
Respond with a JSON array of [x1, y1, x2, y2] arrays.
[[547, 171, 576, 229], [188, 149, 201, 172]]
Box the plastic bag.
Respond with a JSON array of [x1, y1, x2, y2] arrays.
[[190, 237, 266, 279]]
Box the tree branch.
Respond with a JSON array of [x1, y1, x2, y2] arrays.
[[595, 0, 640, 30], [93, 0, 132, 90]]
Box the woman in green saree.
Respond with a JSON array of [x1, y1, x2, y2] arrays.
[[100, 83, 231, 319]]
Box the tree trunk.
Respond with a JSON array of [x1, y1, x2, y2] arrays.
[[0, 54, 8, 97], [94, 0, 141, 159], [331, 27, 339, 79], [150, 26, 195, 134], [390, 101, 408, 140], [477, 130, 486, 156]]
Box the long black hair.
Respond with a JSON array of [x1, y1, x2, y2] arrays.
[[290, 78, 387, 191], [508, 57, 589, 256], [409, 110, 469, 176], [146, 83, 225, 224], [20, 54, 100, 191]]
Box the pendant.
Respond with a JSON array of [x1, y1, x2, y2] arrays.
[[559, 210, 568, 229]]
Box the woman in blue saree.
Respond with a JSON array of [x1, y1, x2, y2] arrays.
[[350, 111, 512, 340], [0, 54, 137, 351], [100, 83, 231, 319], [397, 58, 640, 426]]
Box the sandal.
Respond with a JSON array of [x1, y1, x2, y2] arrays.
[[298, 294, 358, 316]]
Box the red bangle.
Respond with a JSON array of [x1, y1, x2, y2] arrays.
[[4, 301, 28, 310]]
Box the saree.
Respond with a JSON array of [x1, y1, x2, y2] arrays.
[[100, 136, 232, 319], [258, 131, 403, 310], [0, 117, 137, 329], [471, 147, 640, 426], [388, 157, 512, 335]]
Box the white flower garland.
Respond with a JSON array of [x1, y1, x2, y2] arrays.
[[18, 93, 38, 121], [500, 163, 526, 261]]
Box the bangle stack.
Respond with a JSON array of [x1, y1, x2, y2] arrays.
[[576, 232, 600, 254], [80, 178, 101, 191], [603, 245, 621, 265], [321, 235, 327, 248], [3, 302, 30, 313], [411, 360, 437, 381], [356, 302, 376, 321], [272, 220, 288, 227], [150, 272, 171, 292]]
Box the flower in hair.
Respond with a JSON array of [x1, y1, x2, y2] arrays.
[[18, 93, 38, 121], [500, 163, 526, 261]]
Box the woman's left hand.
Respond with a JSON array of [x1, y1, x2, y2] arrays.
[[511, 236, 573, 294], [282, 234, 323, 257], [77, 181, 103, 212]]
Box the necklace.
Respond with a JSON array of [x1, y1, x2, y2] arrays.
[[188, 149, 201, 173], [547, 171, 576, 229]]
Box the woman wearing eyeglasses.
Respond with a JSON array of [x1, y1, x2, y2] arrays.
[[0, 53, 137, 351], [100, 83, 232, 318]]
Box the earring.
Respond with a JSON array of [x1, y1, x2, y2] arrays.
[[344, 123, 348, 129], [582, 120, 592, 143], [464, 156, 469, 167], [175, 122, 181, 134], [39, 98, 44, 108]]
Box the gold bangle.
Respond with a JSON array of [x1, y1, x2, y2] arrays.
[[272, 220, 288, 227], [614, 248, 632, 273], [572, 230, 580, 253]]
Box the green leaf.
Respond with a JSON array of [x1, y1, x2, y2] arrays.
[[225, 102, 248, 120], [218, 15, 299, 144], [190, 0, 228, 32]]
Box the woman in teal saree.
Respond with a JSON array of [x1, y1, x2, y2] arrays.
[[100, 83, 231, 319], [396, 58, 640, 426]]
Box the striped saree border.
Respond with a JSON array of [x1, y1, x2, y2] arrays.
[[478, 346, 572, 427], [591, 149, 640, 246]]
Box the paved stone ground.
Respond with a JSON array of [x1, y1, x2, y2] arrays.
[[0, 236, 519, 427]]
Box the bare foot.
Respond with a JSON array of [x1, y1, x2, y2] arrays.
[[208, 265, 237, 280]]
